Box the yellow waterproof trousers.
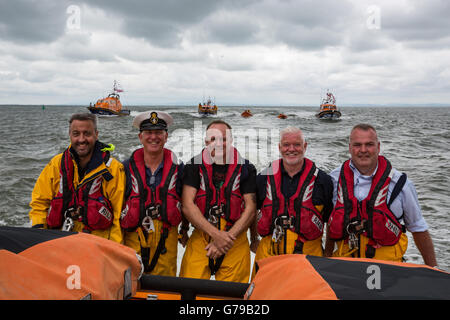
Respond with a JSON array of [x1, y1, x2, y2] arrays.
[[123, 219, 179, 277], [179, 218, 251, 283], [252, 229, 323, 280], [332, 233, 408, 262]]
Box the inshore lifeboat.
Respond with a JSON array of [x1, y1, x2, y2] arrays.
[[241, 109, 253, 118], [277, 113, 287, 119], [1, 226, 449, 300], [198, 97, 217, 116], [316, 90, 341, 120], [87, 81, 130, 116]]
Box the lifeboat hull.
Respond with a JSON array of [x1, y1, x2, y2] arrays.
[[87, 106, 130, 116], [198, 105, 218, 116], [316, 110, 341, 120]]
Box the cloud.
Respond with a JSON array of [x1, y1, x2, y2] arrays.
[[0, 0, 69, 44], [83, 0, 229, 47], [191, 10, 261, 46], [0, 0, 449, 105]]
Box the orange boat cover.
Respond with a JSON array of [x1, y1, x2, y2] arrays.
[[246, 254, 450, 300], [0, 227, 142, 300]]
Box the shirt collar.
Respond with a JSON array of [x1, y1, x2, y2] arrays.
[[349, 159, 378, 180], [280, 159, 305, 178], [146, 157, 164, 176]]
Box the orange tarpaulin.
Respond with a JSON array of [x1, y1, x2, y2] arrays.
[[0, 227, 142, 300], [246, 254, 450, 300]]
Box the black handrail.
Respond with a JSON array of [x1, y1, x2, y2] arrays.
[[139, 274, 249, 300]]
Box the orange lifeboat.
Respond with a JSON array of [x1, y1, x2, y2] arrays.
[[277, 113, 287, 119], [241, 109, 253, 118], [316, 90, 341, 120], [198, 96, 218, 116], [87, 81, 130, 116]]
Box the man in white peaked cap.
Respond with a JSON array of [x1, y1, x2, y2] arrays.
[[120, 110, 185, 276]]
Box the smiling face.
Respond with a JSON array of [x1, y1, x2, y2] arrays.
[[69, 119, 98, 161], [205, 123, 233, 164], [279, 130, 307, 168], [349, 127, 380, 175], [139, 129, 168, 155]]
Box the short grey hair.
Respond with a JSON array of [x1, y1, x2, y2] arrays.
[[349, 123, 378, 143], [279, 126, 305, 142]]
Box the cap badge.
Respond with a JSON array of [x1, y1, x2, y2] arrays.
[[150, 112, 159, 125]]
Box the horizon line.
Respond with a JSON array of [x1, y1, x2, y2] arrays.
[[1, 103, 450, 108]]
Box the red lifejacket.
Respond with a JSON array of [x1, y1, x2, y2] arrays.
[[327, 156, 403, 246], [194, 147, 244, 225], [257, 158, 323, 241], [47, 148, 114, 231], [120, 148, 181, 231]]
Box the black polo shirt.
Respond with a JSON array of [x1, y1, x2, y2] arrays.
[[256, 159, 334, 222], [182, 158, 257, 195]]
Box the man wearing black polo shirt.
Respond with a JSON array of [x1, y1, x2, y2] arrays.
[[179, 120, 257, 283], [253, 126, 333, 274]]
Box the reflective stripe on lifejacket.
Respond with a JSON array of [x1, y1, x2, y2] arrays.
[[328, 156, 404, 246], [257, 158, 323, 241], [120, 148, 181, 230], [46, 148, 114, 231], [194, 147, 245, 225]]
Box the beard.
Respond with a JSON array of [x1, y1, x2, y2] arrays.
[[282, 152, 303, 166], [73, 142, 95, 159]]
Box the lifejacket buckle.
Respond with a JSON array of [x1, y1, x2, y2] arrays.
[[208, 214, 219, 225], [275, 215, 295, 230], [348, 232, 359, 250], [208, 204, 224, 225], [346, 220, 365, 250], [145, 204, 161, 219], [346, 220, 366, 235], [142, 216, 155, 233], [61, 207, 82, 231], [272, 225, 284, 243], [62, 217, 74, 232], [64, 206, 83, 219]]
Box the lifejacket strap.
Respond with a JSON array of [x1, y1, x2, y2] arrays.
[[144, 227, 169, 273], [293, 239, 304, 254]]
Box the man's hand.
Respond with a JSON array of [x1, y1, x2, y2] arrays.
[[208, 230, 236, 256]]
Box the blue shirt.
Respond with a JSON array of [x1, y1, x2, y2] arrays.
[[330, 160, 428, 233], [146, 161, 164, 189]]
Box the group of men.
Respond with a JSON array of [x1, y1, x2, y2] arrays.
[[29, 111, 437, 284]]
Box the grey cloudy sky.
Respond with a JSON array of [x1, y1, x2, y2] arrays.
[[0, 0, 449, 106]]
